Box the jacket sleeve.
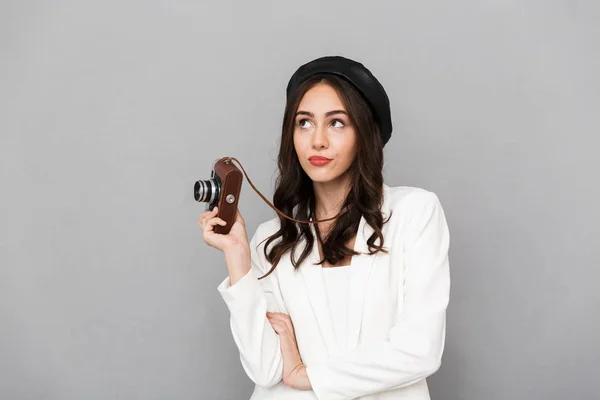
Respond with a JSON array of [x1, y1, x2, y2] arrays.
[[305, 191, 451, 400], [217, 224, 284, 388]]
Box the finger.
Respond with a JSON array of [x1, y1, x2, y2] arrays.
[[266, 312, 284, 322], [267, 314, 294, 332], [267, 312, 292, 323], [204, 218, 224, 235], [267, 315, 291, 331], [267, 319, 283, 333], [267, 312, 287, 318], [199, 208, 217, 228], [204, 217, 227, 234], [201, 207, 218, 224], [199, 215, 218, 230], [268, 313, 294, 333], [272, 322, 285, 335], [198, 212, 208, 228], [281, 317, 294, 333]]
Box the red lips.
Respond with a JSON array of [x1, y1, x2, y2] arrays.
[[308, 156, 332, 166]]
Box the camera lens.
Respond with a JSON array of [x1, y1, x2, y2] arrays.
[[194, 178, 221, 203]]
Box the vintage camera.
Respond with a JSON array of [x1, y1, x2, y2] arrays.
[[194, 158, 242, 234]]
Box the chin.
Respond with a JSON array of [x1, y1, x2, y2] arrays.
[[301, 161, 350, 184], [305, 171, 344, 184], [308, 177, 333, 183]]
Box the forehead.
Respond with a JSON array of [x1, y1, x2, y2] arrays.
[[298, 83, 346, 112]]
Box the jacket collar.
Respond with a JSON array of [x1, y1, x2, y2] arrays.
[[297, 183, 392, 353]]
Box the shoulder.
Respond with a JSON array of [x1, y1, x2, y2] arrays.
[[383, 184, 447, 233], [384, 185, 449, 241], [385, 184, 443, 213]]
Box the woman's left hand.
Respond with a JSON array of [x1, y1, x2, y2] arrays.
[[266, 312, 312, 391]]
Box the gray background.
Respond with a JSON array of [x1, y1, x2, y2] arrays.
[[1, 1, 598, 399]]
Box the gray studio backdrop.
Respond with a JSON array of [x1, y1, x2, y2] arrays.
[[1, 1, 598, 399]]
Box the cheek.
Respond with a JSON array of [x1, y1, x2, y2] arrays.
[[293, 133, 309, 153], [338, 135, 358, 159]]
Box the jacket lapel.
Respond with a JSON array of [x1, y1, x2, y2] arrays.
[[299, 184, 392, 353]]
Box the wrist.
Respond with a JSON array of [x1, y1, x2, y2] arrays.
[[224, 238, 250, 259], [224, 244, 249, 257], [224, 245, 251, 286]]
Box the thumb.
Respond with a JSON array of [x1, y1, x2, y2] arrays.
[[235, 208, 244, 225]]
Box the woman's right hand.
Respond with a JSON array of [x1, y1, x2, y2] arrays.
[[198, 206, 249, 254]]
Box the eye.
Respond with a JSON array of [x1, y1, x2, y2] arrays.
[[331, 119, 345, 128], [298, 118, 313, 128]]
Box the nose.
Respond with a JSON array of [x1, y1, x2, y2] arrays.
[[311, 123, 329, 149]]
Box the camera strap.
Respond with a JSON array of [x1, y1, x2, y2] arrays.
[[220, 157, 352, 224]]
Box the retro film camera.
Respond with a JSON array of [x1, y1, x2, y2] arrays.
[[193, 158, 242, 235], [195, 156, 348, 235]]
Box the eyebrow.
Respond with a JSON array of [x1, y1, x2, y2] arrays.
[[295, 110, 348, 118]]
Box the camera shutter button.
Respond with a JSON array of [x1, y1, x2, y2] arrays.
[[226, 194, 235, 204]]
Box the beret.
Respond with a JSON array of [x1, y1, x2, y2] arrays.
[[285, 55, 392, 147]]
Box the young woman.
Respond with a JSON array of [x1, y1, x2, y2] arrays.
[[198, 55, 451, 400]]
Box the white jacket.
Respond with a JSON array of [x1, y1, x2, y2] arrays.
[[217, 184, 451, 400]]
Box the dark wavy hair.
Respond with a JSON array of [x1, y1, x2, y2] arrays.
[[257, 73, 392, 280]]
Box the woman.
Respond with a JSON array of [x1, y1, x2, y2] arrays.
[[198, 55, 451, 400]]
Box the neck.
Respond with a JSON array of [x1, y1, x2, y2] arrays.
[[312, 173, 352, 220]]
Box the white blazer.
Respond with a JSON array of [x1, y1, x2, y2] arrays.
[[217, 184, 451, 400]]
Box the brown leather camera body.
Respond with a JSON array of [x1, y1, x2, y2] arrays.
[[211, 159, 243, 234]]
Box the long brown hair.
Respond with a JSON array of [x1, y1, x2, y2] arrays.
[[257, 73, 392, 280]]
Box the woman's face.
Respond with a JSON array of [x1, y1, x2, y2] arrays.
[[293, 83, 358, 184]]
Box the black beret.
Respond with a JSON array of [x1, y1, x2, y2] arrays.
[[286, 55, 392, 147]]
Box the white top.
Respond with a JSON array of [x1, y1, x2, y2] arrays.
[[216, 185, 451, 400], [322, 265, 352, 352]]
